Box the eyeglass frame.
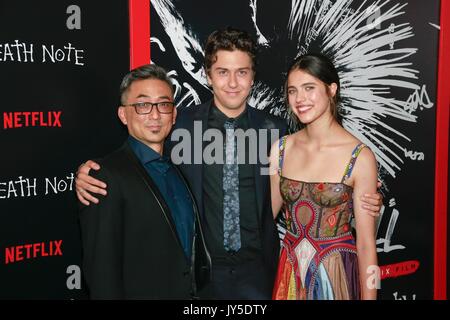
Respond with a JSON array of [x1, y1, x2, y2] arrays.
[[122, 101, 175, 114]]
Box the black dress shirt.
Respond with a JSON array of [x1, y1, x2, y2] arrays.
[[203, 104, 262, 265]]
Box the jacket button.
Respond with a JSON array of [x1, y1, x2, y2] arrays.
[[183, 271, 190, 277]]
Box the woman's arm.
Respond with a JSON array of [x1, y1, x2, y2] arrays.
[[352, 147, 379, 300], [269, 139, 283, 219]]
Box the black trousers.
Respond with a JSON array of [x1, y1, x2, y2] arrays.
[[200, 259, 273, 300]]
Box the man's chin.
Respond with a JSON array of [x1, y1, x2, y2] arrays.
[[221, 103, 247, 111]]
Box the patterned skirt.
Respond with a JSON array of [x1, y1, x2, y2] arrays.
[[273, 231, 360, 300]]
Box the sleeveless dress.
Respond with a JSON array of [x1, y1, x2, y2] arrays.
[[272, 136, 367, 300]]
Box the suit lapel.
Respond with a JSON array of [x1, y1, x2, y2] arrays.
[[247, 107, 266, 222], [122, 143, 183, 249], [184, 102, 211, 221]]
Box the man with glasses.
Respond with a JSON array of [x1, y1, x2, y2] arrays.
[[78, 64, 210, 299]]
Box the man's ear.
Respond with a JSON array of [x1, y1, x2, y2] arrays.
[[206, 70, 212, 86], [118, 107, 127, 125], [172, 106, 177, 125]]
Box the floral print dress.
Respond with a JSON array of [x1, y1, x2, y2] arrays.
[[273, 136, 367, 300]]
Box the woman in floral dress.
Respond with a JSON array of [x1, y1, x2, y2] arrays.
[[270, 53, 378, 300]]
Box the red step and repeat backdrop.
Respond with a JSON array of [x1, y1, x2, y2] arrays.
[[0, 0, 448, 299]]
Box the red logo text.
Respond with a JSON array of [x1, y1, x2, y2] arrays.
[[5, 240, 63, 264], [3, 111, 62, 129]]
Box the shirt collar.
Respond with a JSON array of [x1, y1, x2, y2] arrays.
[[127, 135, 169, 168], [209, 101, 249, 129]]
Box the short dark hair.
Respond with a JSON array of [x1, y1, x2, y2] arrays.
[[119, 64, 174, 104], [204, 27, 257, 75], [286, 53, 342, 124]]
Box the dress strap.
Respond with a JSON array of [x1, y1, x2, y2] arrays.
[[278, 136, 288, 176], [341, 143, 367, 183]]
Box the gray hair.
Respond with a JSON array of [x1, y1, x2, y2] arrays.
[[119, 64, 174, 104]]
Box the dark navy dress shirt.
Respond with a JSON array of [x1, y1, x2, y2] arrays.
[[128, 136, 194, 260]]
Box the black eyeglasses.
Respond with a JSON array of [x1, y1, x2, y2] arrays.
[[122, 101, 175, 114]]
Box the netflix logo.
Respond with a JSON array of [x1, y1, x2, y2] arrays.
[[3, 111, 62, 129], [380, 260, 420, 280], [4, 240, 63, 264]]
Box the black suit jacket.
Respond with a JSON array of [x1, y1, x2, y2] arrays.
[[79, 142, 211, 299], [165, 100, 288, 284]]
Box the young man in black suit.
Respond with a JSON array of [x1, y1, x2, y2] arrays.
[[76, 28, 382, 299], [79, 64, 210, 299]]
